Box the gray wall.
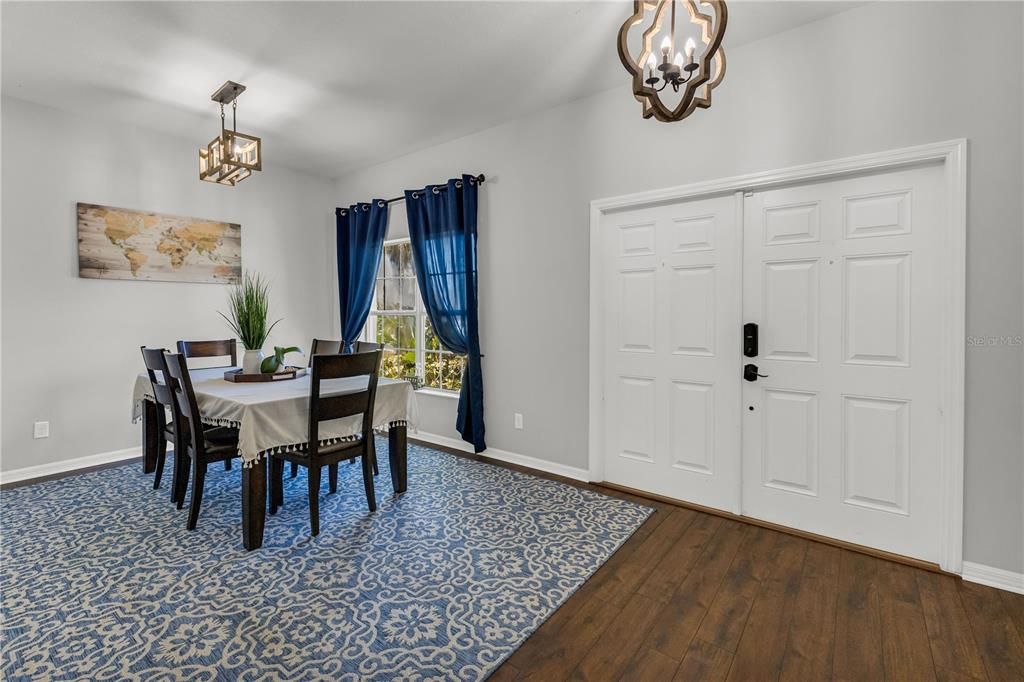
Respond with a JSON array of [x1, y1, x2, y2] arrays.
[[335, 2, 1024, 573], [1, 96, 337, 472]]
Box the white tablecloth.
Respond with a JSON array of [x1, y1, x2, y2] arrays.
[[133, 367, 418, 465]]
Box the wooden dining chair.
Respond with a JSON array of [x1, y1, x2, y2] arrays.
[[139, 347, 178, 496], [164, 352, 241, 530], [269, 350, 382, 535], [291, 339, 383, 479], [141, 347, 241, 505], [177, 339, 237, 368], [177, 339, 236, 471]]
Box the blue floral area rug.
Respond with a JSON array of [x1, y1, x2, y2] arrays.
[[1, 440, 651, 680]]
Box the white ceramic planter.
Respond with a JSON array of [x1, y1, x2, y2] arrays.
[[242, 349, 264, 374]]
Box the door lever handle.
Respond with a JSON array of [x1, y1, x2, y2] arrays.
[[744, 364, 769, 382]]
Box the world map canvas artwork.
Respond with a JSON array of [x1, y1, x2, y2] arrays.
[[77, 202, 241, 284]]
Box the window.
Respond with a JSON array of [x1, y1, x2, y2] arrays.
[[365, 240, 465, 392]]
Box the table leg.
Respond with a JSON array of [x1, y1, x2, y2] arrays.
[[141, 399, 159, 475], [242, 457, 267, 551], [388, 422, 408, 494]]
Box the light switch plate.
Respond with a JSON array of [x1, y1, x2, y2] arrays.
[[33, 421, 50, 439], [514, 413, 523, 430]]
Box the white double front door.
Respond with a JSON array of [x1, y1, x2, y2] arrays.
[[600, 163, 945, 563]]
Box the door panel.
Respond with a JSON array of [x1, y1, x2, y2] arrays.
[[761, 388, 819, 496], [603, 195, 741, 512], [762, 259, 820, 361], [741, 164, 945, 563]]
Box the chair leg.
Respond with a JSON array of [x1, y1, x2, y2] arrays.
[[187, 461, 207, 530], [225, 460, 232, 471], [173, 450, 190, 510], [361, 451, 377, 513], [269, 458, 284, 514], [328, 463, 338, 494], [369, 437, 379, 477], [153, 437, 168, 490], [290, 462, 298, 479], [268, 458, 277, 514], [274, 459, 284, 510], [307, 464, 321, 536], [169, 449, 180, 504]]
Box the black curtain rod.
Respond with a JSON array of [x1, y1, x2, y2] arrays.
[[336, 174, 485, 216]]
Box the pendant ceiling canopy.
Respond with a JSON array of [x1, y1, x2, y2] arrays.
[[198, 81, 262, 186], [618, 0, 728, 123]]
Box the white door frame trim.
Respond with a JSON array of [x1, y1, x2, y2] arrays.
[[588, 139, 967, 573]]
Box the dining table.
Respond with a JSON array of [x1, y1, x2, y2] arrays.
[[132, 366, 418, 550]]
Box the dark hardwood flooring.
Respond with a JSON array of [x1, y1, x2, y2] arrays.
[[424, 444, 1024, 682]]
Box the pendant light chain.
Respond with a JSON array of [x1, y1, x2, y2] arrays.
[[670, 0, 676, 55]]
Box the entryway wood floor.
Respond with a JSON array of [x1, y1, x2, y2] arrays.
[[449, 453, 1024, 681]]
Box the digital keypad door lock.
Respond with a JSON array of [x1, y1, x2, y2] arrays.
[[743, 323, 758, 357]]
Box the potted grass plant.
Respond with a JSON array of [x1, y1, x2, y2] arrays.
[[219, 271, 281, 373]]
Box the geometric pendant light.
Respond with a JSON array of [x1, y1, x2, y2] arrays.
[[198, 81, 261, 186]]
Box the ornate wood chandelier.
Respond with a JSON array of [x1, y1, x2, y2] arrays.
[[198, 81, 261, 186], [618, 0, 728, 123]]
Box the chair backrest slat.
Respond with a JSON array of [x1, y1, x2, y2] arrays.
[[308, 339, 382, 367], [313, 351, 380, 379], [164, 351, 208, 458], [315, 392, 372, 423], [177, 339, 237, 368], [308, 338, 342, 367], [140, 347, 175, 411], [354, 341, 382, 353], [308, 351, 382, 454]]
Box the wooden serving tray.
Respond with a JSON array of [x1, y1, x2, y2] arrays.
[[224, 367, 307, 383]]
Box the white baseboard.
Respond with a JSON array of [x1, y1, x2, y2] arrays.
[[411, 431, 591, 483], [0, 446, 142, 485], [961, 561, 1024, 595]]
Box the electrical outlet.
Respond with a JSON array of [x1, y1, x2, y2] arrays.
[[33, 421, 49, 439], [514, 413, 524, 430]]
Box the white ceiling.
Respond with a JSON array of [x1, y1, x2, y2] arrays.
[[2, 1, 861, 179]]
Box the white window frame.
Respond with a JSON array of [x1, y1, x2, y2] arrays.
[[363, 238, 461, 397]]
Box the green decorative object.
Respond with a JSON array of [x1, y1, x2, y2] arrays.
[[261, 346, 302, 374], [219, 271, 282, 373]]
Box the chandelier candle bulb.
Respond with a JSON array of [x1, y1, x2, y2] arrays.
[[685, 37, 696, 61], [671, 52, 684, 76]]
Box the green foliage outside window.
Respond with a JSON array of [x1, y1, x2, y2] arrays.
[[372, 242, 463, 392]]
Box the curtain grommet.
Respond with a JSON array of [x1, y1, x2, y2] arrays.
[[432, 186, 440, 195]]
